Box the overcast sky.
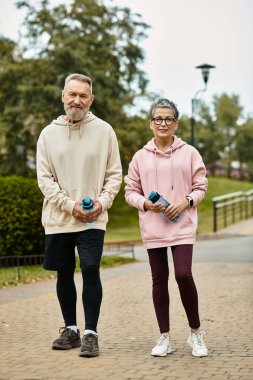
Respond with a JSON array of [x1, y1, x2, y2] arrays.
[[1, 0, 253, 118]]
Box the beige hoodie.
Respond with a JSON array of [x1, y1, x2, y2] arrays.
[[36, 112, 122, 234]]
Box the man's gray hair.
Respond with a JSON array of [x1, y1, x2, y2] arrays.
[[149, 98, 179, 121], [64, 73, 93, 93]]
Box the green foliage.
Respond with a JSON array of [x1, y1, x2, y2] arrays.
[[0, 36, 16, 63], [0, 176, 44, 256], [192, 93, 247, 176], [236, 118, 253, 159], [0, 0, 150, 175], [213, 93, 243, 127], [117, 115, 153, 174], [176, 114, 191, 143], [236, 117, 253, 181], [1, 1, 251, 178], [195, 104, 223, 168], [171, 94, 247, 174]]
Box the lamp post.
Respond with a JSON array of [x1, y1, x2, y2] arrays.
[[191, 63, 216, 146]]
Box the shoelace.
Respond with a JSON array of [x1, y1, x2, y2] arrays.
[[156, 334, 169, 346], [83, 334, 97, 346], [59, 327, 75, 337], [59, 327, 68, 335], [193, 330, 205, 346]]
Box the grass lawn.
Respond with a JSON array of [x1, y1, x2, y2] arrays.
[[0, 256, 136, 288], [105, 226, 141, 242]]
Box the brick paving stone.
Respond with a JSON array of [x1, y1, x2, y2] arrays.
[[0, 253, 253, 380]]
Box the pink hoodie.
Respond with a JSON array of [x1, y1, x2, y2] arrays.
[[124, 136, 207, 248]]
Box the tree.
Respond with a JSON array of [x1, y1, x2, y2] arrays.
[[0, 0, 150, 175], [191, 93, 244, 175], [213, 93, 243, 177], [118, 115, 153, 172], [194, 103, 223, 174], [236, 117, 253, 180], [175, 114, 191, 143]]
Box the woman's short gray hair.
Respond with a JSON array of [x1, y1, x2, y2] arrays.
[[149, 98, 179, 121], [64, 73, 93, 93]]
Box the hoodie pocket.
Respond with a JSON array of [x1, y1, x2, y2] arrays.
[[139, 209, 196, 241], [42, 187, 108, 227], [42, 199, 71, 226], [139, 211, 167, 241], [175, 209, 196, 236]]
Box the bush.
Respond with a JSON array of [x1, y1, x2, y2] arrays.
[[0, 176, 44, 256]]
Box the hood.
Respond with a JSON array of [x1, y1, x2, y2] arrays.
[[143, 135, 186, 154], [143, 135, 187, 191], [52, 111, 97, 139]]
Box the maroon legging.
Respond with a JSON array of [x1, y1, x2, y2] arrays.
[[148, 245, 200, 333]]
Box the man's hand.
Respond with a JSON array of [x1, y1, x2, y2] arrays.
[[72, 200, 103, 223]]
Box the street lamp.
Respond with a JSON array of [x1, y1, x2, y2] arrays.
[[191, 63, 216, 146]]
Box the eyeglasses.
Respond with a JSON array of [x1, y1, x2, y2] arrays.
[[152, 117, 176, 126]]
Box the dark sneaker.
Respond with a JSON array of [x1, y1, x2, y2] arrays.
[[52, 327, 81, 350], [79, 333, 99, 357]]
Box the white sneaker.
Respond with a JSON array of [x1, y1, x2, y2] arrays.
[[151, 334, 173, 357], [187, 330, 208, 357]]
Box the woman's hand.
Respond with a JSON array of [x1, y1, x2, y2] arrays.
[[163, 198, 188, 220], [144, 200, 167, 213]]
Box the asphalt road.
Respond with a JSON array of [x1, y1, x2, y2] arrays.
[[134, 235, 253, 263], [194, 235, 253, 262]]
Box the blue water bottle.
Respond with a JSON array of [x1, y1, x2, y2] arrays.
[[147, 191, 179, 222], [81, 197, 94, 224]]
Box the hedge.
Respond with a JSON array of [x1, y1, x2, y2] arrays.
[[0, 176, 44, 257]]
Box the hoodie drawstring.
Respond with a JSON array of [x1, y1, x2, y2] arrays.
[[170, 147, 174, 190], [153, 146, 174, 192], [153, 149, 158, 192], [145, 136, 186, 193], [65, 112, 93, 140], [67, 122, 82, 140]]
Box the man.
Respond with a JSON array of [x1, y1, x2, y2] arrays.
[[36, 73, 122, 357]]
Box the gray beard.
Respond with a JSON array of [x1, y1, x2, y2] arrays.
[[64, 105, 89, 122]]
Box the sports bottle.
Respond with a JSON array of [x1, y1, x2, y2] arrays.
[[147, 191, 179, 222], [81, 197, 94, 224]]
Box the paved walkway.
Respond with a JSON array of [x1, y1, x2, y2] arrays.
[[213, 217, 253, 237], [0, 220, 253, 380], [199, 217, 253, 239]]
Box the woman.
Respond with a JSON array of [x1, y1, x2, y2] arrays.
[[125, 98, 208, 357]]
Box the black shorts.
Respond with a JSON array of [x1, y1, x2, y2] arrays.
[[44, 229, 105, 271]]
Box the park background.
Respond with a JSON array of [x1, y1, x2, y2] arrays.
[[0, 0, 253, 263], [1, 5, 253, 380]]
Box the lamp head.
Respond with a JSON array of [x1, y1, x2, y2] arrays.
[[196, 63, 216, 85]]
